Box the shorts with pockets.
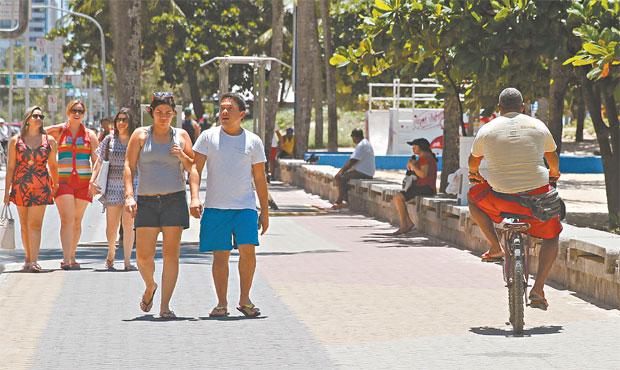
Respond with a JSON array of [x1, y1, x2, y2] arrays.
[[134, 191, 189, 229], [199, 208, 259, 251], [468, 181, 562, 240]]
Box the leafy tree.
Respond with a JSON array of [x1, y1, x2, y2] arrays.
[[564, 0, 619, 228]]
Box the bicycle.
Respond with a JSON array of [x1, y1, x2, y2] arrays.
[[494, 213, 531, 335]]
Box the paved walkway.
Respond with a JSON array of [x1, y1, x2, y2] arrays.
[[1, 182, 619, 369]]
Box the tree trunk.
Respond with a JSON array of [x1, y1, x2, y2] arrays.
[[111, 0, 141, 122], [582, 77, 620, 228], [574, 87, 585, 142], [265, 0, 284, 159], [440, 87, 460, 193], [294, 1, 313, 157], [320, 0, 338, 151], [185, 63, 204, 119], [548, 59, 570, 153], [310, 3, 324, 148]]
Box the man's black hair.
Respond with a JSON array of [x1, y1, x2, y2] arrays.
[[220, 92, 247, 112], [351, 128, 364, 139]]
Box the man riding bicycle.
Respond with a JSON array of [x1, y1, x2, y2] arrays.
[[468, 87, 562, 311]]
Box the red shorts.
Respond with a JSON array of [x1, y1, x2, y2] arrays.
[[56, 183, 93, 202], [269, 147, 278, 161], [468, 182, 562, 240]]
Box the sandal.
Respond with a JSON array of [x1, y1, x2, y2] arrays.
[[481, 250, 504, 263], [209, 306, 229, 317], [160, 310, 177, 320], [60, 261, 71, 270], [22, 262, 31, 272], [70, 261, 81, 270], [105, 259, 115, 271], [139, 284, 158, 313], [237, 303, 261, 318], [124, 264, 138, 272], [528, 292, 549, 311], [30, 263, 42, 273]]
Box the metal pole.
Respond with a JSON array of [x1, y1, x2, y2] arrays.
[[218, 60, 229, 97], [258, 61, 266, 143], [9, 40, 14, 122], [252, 65, 258, 133], [25, 26, 30, 110], [32, 5, 109, 116]]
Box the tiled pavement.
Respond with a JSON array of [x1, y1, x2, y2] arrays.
[[0, 183, 619, 369]]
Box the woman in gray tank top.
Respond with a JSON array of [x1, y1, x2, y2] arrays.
[[124, 92, 194, 320]]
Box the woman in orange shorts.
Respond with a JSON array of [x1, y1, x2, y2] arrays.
[[46, 100, 99, 270], [4, 106, 58, 272]]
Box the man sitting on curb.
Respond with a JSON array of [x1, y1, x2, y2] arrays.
[[332, 128, 375, 210]]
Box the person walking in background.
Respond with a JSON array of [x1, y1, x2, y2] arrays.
[[268, 130, 279, 181], [90, 108, 138, 271], [276, 127, 295, 158], [182, 108, 201, 144], [124, 92, 194, 319], [46, 100, 99, 270], [391, 138, 438, 235], [98, 116, 113, 142], [4, 106, 58, 272], [0, 117, 11, 166], [189, 92, 270, 318], [331, 128, 375, 210]]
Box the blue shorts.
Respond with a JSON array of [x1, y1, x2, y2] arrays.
[[199, 208, 260, 251]]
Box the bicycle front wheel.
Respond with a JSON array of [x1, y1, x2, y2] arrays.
[[510, 260, 525, 334]]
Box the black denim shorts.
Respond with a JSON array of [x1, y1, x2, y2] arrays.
[[135, 191, 190, 229]]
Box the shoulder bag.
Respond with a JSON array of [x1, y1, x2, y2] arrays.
[[0, 204, 15, 250], [95, 136, 111, 195]]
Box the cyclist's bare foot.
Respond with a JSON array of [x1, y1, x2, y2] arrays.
[[481, 249, 504, 262]]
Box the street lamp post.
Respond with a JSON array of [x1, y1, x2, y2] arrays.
[[32, 4, 109, 117]]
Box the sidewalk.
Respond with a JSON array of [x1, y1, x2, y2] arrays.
[[1, 182, 619, 369]]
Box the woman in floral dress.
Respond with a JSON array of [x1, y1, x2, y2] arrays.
[[90, 108, 138, 271], [4, 106, 58, 272]]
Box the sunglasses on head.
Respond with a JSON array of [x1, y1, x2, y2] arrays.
[[31, 114, 45, 120], [153, 92, 174, 98]]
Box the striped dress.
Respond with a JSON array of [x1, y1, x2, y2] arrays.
[[57, 123, 92, 189]]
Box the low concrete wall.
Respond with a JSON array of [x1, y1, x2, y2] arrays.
[[278, 159, 620, 308]]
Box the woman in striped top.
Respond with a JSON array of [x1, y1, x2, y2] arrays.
[[46, 100, 99, 270]]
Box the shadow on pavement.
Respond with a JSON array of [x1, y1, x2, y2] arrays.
[[199, 316, 268, 321], [123, 314, 199, 322], [469, 325, 563, 337], [363, 231, 448, 249]]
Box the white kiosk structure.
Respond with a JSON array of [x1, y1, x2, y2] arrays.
[[367, 79, 448, 156]]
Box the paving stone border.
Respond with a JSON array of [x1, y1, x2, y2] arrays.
[[278, 159, 620, 309]]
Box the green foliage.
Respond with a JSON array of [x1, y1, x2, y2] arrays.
[[330, 0, 580, 113], [563, 0, 620, 81]]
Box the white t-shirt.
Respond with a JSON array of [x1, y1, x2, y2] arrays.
[[471, 112, 557, 193], [350, 138, 375, 177], [193, 126, 266, 210]]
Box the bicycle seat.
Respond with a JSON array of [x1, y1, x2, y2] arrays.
[[495, 212, 531, 231]]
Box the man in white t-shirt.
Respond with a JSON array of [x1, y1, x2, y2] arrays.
[[468, 87, 561, 310], [332, 128, 375, 210], [189, 92, 269, 318]]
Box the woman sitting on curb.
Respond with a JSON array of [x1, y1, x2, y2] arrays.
[[391, 138, 438, 235]]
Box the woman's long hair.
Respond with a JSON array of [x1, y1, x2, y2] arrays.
[[21, 106, 46, 137], [410, 138, 438, 162], [113, 107, 136, 138]]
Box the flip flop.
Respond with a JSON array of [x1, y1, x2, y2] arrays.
[[209, 306, 229, 317], [160, 310, 177, 320], [140, 285, 158, 313], [237, 303, 261, 318], [528, 292, 549, 311], [481, 251, 504, 263]]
